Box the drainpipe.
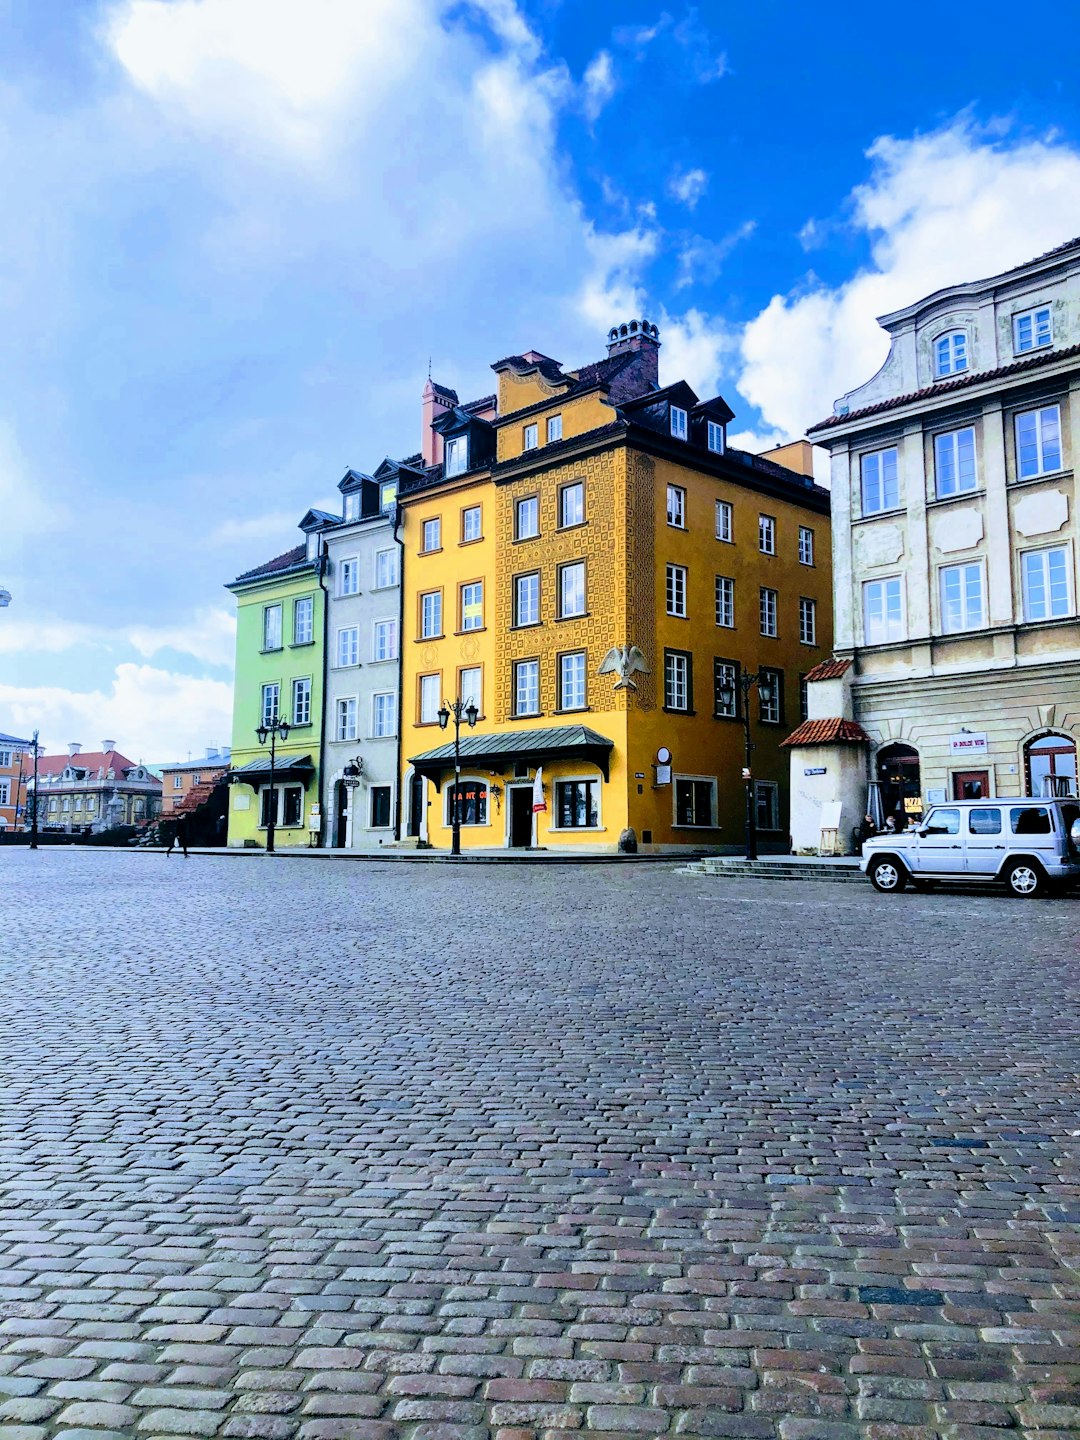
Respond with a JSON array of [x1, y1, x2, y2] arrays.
[[316, 535, 330, 847], [392, 501, 406, 840]]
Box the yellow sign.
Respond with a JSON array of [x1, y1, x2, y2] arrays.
[[904, 797, 922, 814]]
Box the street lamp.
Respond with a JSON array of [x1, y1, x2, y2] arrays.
[[718, 670, 774, 861], [28, 730, 40, 851], [255, 715, 290, 853], [437, 696, 479, 857]]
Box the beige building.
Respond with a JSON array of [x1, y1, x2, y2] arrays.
[[797, 237, 1080, 840]]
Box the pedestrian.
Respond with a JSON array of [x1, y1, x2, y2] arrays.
[[177, 814, 190, 859], [884, 815, 897, 833], [858, 812, 877, 845], [163, 820, 177, 856]]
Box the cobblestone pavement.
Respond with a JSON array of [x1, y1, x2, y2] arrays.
[[1, 850, 1078, 1440]]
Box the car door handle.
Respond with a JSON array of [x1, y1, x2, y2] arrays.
[[950, 844, 961, 849]]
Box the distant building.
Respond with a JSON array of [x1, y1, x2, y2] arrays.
[[0, 731, 32, 831], [159, 747, 231, 814], [29, 742, 162, 833]]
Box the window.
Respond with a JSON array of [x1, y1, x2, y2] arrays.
[[193, 775, 201, 786], [374, 548, 399, 588], [759, 668, 782, 724], [447, 780, 487, 826], [934, 331, 968, 377], [261, 683, 279, 726], [707, 420, 724, 454], [1025, 733, 1077, 797], [555, 779, 598, 829], [372, 618, 398, 661], [515, 495, 539, 540], [263, 604, 282, 651], [306, 531, 320, 562], [514, 573, 540, 627], [558, 561, 586, 618], [670, 405, 688, 440], [338, 557, 359, 596], [759, 514, 776, 554], [863, 577, 904, 643], [760, 586, 778, 637], [969, 808, 1002, 835], [336, 697, 358, 742], [292, 677, 311, 727], [379, 481, 397, 514], [86, 796, 95, 813], [940, 562, 984, 632], [372, 692, 397, 738], [1022, 546, 1071, 621], [667, 484, 686, 528], [0, 780, 13, 806], [715, 500, 733, 543], [62, 796, 70, 812], [419, 673, 441, 724], [755, 781, 780, 832], [935, 426, 977, 497], [1013, 306, 1052, 354], [462, 505, 482, 542], [664, 649, 692, 711], [547, 414, 562, 444], [336, 626, 359, 667], [666, 563, 687, 618], [799, 597, 817, 645], [293, 596, 314, 645], [513, 659, 540, 716], [363, 785, 391, 828], [798, 526, 814, 566], [861, 447, 900, 514], [715, 575, 734, 628], [523, 423, 538, 451], [460, 581, 483, 632], [1011, 804, 1052, 834], [0, 749, 12, 768], [924, 807, 961, 835], [559, 651, 587, 711], [173, 775, 182, 790], [714, 659, 739, 718], [458, 666, 482, 714], [420, 590, 443, 638], [422, 517, 441, 552], [343, 491, 359, 522], [444, 436, 467, 476], [49, 797, 57, 812], [1016, 405, 1062, 478], [675, 776, 715, 826], [559, 481, 584, 528]]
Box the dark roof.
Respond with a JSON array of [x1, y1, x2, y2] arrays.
[[491, 353, 566, 385], [811, 342, 1080, 433], [461, 396, 496, 416], [781, 718, 870, 748], [228, 754, 315, 780], [804, 657, 852, 682], [232, 544, 308, 584], [620, 379, 699, 412], [410, 724, 614, 782], [571, 353, 636, 389], [0, 732, 31, 747], [300, 508, 339, 530], [430, 382, 458, 402]]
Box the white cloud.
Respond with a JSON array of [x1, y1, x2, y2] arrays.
[[0, 663, 234, 761], [0, 607, 236, 669], [675, 219, 755, 288], [657, 307, 735, 396], [740, 119, 1080, 438], [582, 50, 616, 123], [667, 165, 708, 210], [127, 608, 236, 668]]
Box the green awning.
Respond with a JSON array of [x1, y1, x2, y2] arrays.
[[227, 755, 315, 784], [409, 724, 613, 785]]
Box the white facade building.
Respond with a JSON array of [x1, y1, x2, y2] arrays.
[[796, 237, 1080, 841]]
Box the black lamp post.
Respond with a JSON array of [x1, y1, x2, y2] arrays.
[[29, 730, 40, 851], [255, 715, 290, 854], [718, 670, 774, 861], [437, 696, 479, 857]]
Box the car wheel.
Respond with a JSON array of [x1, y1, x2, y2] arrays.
[[1005, 859, 1044, 897], [869, 857, 907, 893]]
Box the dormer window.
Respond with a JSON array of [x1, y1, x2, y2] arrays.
[[1014, 306, 1052, 354], [670, 406, 688, 440], [934, 331, 968, 377], [380, 481, 397, 513], [343, 492, 359, 522], [305, 532, 320, 562], [707, 420, 725, 454], [523, 423, 538, 451], [444, 436, 468, 477]]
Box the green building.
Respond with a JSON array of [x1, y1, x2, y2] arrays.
[[225, 513, 335, 847]]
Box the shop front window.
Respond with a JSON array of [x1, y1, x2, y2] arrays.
[[447, 780, 488, 827], [877, 743, 921, 827], [1025, 732, 1077, 797]]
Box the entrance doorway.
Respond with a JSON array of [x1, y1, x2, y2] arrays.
[[509, 786, 533, 848], [952, 769, 989, 800], [335, 781, 349, 847], [877, 743, 921, 826], [1025, 732, 1077, 796], [407, 773, 424, 837]]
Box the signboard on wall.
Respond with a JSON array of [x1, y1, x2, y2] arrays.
[[949, 732, 988, 757]]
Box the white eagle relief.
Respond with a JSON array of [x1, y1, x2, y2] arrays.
[[598, 645, 650, 690]]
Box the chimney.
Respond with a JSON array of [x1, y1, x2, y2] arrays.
[[206, 746, 219, 761], [101, 740, 116, 753], [422, 377, 457, 468], [605, 318, 661, 394], [67, 742, 82, 757]]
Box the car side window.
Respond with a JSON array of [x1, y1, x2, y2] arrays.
[[1010, 806, 1052, 835], [924, 807, 960, 835], [968, 807, 1001, 835]]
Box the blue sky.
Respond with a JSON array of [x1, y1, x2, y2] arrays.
[[2, 0, 1080, 758]]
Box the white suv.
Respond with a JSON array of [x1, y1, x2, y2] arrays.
[[862, 798, 1080, 897]]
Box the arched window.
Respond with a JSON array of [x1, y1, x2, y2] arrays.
[[445, 779, 488, 827], [1025, 733, 1077, 797], [934, 331, 968, 378]]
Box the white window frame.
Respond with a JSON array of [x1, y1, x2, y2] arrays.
[[293, 595, 314, 645], [1015, 405, 1062, 479], [419, 673, 441, 724], [513, 658, 540, 717], [462, 505, 482, 543], [666, 484, 686, 528], [420, 590, 443, 639], [759, 586, 778, 638], [523, 423, 538, 451], [558, 651, 587, 712], [336, 626, 359, 668], [798, 526, 814, 566], [799, 596, 817, 646], [558, 561, 586, 619], [670, 405, 688, 440], [759, 667, 782, 724], [934, 331, 968, 377], [460, 580, 483, 632], [371, 618, 398, 662], [758, 514, 776, 555], [863, 576, 905, 645], [343, 491, 360, 522], [261, 682, 280, 726], [515, 495, 540, 541], [934, 426, 978, 497], [664, 650, 690, 711], [673, 773, 717, 828], [458, 666, 482, 714], [707, 420, 725, 454], [368, 785, 393, 829], [1013, 305, 1052, 354], [1021, 545, 1072, 622], [292, 676, 311, 726], [514, 572, 540, 627], [860, 447, 900, 515], [666, 563, 688, 618], [379, 481, 397, 513], [547, 414, 563, 444], [421, 517, 441, 553], [939, 561, 985, 633], [371, 691, 397, 739], [338, 556, 359, 597], [551, 774, 601, 831], [336, 696, 358, 742], [263, 603, 282, 651], [714, 660, 738, 718], [559, 481, 584, 529], [715, 500, 733, 543], [715, 575, 734, 629], [444, 436, 468, 477], [373, 548, 399, 589]]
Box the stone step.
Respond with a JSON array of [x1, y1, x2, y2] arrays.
[[682, 857, 864, 883]]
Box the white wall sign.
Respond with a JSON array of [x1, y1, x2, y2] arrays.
[[949, 732, 988, 757]]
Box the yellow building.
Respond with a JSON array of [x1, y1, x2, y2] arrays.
[[401, 322, 832, 852]]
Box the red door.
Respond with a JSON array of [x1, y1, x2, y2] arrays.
[[952, 770, 989, 800]]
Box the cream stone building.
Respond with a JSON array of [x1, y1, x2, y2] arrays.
[[794, 237, 1080, 842]]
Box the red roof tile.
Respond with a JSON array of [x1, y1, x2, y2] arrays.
[[781, 718, 870, 748], [35, 749, 141, 776], [804, 657, 852, 682]]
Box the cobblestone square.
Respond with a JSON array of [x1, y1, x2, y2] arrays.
[[1, 850, 1078, 1440]]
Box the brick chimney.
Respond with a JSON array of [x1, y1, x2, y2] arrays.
[[605, 319, 661, 395], [422, 378, 457, 468]]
